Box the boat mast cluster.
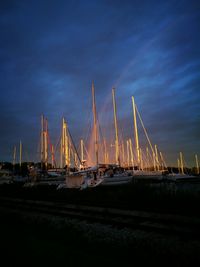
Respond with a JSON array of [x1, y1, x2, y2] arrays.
[[10, 82, 198, 175]]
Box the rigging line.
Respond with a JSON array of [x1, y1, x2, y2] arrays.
[[54, 133, 61, 154], [183, 156, 189, 175], [119, 122, 124, 145], [97, 116, 105, 145], [135, 104, 155, 156], [83, 95, 93, 144], [130, 140, 137, 163], [160, 152, 168, 169], [82, 98, 93, 147], [83, 142, 92, 162], [47, 130, 52, 163], [47, 131, 57, 167], [154, 145, 161, 166], [53, 133, 62, 168], [147, 148, 154, 164], [77, 142, 81, 155], [83, 117, 91, 144], [97, 115, 107, 163], [68, 128, 81, 165], [85, 116, 92, 145]]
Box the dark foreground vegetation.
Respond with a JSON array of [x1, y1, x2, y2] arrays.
[[1, 206, 200, 267], [1, 182, 200, 266], [1, 181, 200, 216]]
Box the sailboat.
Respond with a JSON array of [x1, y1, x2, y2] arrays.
[[100, 88, 133, 186], [57, 117, 84, 189], [130, 96, 164, 180], [58, 82, 104, 190], [166, 152, 198, 182], [13, 140, 30, 184], [79, 82, 104, 189]]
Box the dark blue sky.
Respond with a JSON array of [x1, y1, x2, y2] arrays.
[[0, 0, 199, 166]]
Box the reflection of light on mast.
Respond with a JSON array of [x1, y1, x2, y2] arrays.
[[195, 154, 199, 175], [60, 118, 70, 169], [87, 124, 95, 167], [177, 158, 180, 174], [140, 148, 143, 171], [160, 152, 167, 169], [112, 88, 120, 165], [132, 96, 140, 167], [180, 152, 184, 174], [146, 147, 149, 170], [41, 115, 44, 168], [60, 118, 64, 168], [153, 152, 156, 171], [126, 140, 130, 167], [103, 139, 107, 164], [51, 145, 54, 168], [19, 140, 22, 168], [122, 141, 125, 166], [155, 144, 159, 171], [129, 138, 134, 167], [13, 146, 16, 172], [41, 115, 48, 169], [92, 81, 98, 166], [81, 139, 84, 163], [44, 119, 48, 168]]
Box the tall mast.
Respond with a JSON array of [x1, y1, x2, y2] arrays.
[[40, 115, 48, 169], [103, 139, 107, 164], [13, 146, 16, 172], [41, 115, 44, 168], [74, 152, 78, 168], [68, 135, 70, 169], [177, 158, 180, 173], [13, 146, 16, 166], [60, 118, 64, 168], [126, 140, 130, 167], [153, 152, 156, 171], [122, 141, 125, 167], [155, 144, 159, 170], [19, 140, 22, 169], [132, 96, 140, 168], [112, 88, 120, 166], [81, 139, 84, 164], [92, 81, 98, 166], [160, 151, 164, 170], [146, 147, 149, 170], [44, 118, 48, 169], [51, 145, 54, 168], [129, 139, 134, 167], [180, 152, 184, 174], [195, 154, 199, 175], [140, 148, 143, 170], [65, 121, 69, 168]]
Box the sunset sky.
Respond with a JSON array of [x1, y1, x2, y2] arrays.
[[0, 0, 199, 166]]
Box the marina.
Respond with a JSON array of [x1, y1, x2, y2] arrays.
[[0, 1, 199, 266], [0, 83, 199, 188]]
